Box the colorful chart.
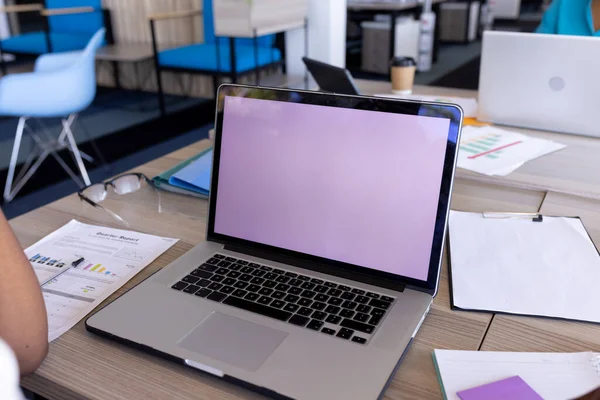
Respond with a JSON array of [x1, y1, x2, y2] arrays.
[[82, 263, 116, 277], [460, 133, 523, 160], [29, 253, 65, 268]]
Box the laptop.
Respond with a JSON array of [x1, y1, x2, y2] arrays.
[[86, 85, 463, 399], [478, 31, 600, 137], [302, 57, 361, 95]]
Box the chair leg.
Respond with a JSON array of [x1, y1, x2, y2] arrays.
[[4, 117, 27, 202], [51, 121, 92, 164], [304, 18, 309, 89], [155, 69, 165, 116], [0, 47, 6, 76], [48, 149, 85, 187], [253, 29, 260, 85], [212, 75, 220, 98], [149, 19, 166, 117], [229, 37, 238, 84], [62, 115, 91, 187], [13, 144, 41, 185], [31, 125, 86, 189], [3, 115, 93, 202], [4, 120, 52, 203], [5, 149, 50, 203]]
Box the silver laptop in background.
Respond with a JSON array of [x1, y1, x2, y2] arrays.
[[86, 85, 462, 400], [478, 31, 600, 137]]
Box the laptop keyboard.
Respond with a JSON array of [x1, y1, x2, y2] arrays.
[[171, 254, 396, 345]]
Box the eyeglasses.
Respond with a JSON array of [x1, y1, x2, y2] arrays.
[[78, 173, 161, 226]]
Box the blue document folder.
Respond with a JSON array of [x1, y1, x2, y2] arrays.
[[168, 149, 213, 195]]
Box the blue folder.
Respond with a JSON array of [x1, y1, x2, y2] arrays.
[[168, 149, 213, 195]]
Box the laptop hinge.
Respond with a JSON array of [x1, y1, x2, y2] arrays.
[[224, 243, 406, 293]]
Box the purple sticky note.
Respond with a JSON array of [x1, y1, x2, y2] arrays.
[[457, 376, 543, 400]]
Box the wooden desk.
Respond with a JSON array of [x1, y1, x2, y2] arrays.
[[347, 0, 447, 73], [96, 44, 155, 92], [96, 44, 155, 63], [9, 136, 537, 400], [11, 83, 600, 399], [357, 79, 600, 200]]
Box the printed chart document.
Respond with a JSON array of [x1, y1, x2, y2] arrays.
[[433, 350, 600, 400], [458, 126, 565, 176], [26, 220, 178, 341]]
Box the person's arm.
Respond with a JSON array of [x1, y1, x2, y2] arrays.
[[536, 0, 560, 34], [0, 210, 48, 376]]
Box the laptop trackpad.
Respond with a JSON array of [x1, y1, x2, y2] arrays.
[[177, 312, 288, 372]]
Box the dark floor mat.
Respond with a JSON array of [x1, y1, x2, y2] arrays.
[[430, 56, 481, 90]]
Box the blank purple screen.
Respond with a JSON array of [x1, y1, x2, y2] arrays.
[[214, 96, 450, 281]]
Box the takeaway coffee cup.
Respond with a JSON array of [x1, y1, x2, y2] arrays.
[[390, 57, 417, 95]]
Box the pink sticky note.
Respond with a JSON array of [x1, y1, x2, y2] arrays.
[[457, 376, 543, 400]]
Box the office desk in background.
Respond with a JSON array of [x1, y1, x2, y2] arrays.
[[11, 83, 600, 399], [95, 43, 155, 92], [347, 0, 448, 72], [358, 79, 600, 200]]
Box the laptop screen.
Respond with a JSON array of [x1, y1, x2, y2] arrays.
[[210, 88, 458, 286]]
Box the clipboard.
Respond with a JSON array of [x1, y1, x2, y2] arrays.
[[447, 210, 600, 324]]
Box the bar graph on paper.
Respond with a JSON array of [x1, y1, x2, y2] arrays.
[[81, 262, 117, 277], [32, 254, 124, 278], [460, 133, 523, 160], [30, 253, 66, 269]]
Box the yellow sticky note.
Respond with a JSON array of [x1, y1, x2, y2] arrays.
[[463, 118, 490, 127]]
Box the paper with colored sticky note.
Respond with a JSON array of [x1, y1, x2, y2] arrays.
[[457, 376, 543, 400], [374, 93, 479, 118], [433, 350, 600, 400], [458, 126, 565, 176]]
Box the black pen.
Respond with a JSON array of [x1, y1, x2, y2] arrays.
[[71, 257, 85, 268], [40, 256, 86, 287]]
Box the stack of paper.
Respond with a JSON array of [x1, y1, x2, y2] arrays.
[[433, 350, 600, 400], [448, 211, 600, 323], [458, 126, 565, 176]]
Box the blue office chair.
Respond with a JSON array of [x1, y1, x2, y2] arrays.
[[0, 0, 111, 75], [0, 28, 105, 202], [0, 0, 109, 54], [149, 0, 284, 116]]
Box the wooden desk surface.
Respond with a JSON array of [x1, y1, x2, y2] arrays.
[[10, 137, 539, 400], [357, 79, 600, 200], [95, 44, 155, 63], [12, 81, 600, 399]]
